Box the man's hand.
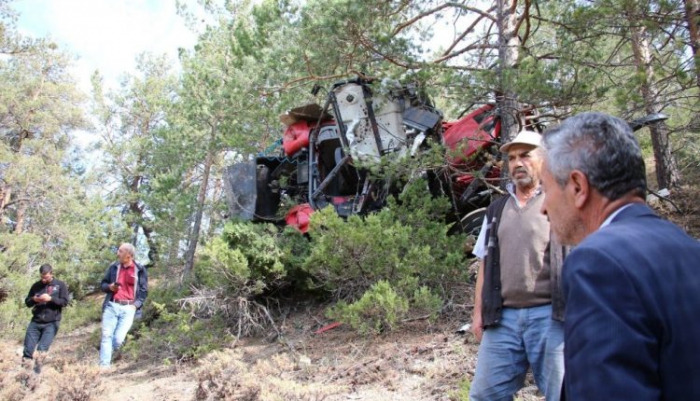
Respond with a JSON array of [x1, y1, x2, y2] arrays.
[[34, 293, 51, 303], [108, 283, 120, 292], [471, 311, 484, 342]]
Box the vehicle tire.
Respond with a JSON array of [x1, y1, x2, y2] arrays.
[[255, 165, 280, 219], [461, 207, 486, 237], [460, 207, 486, 256]]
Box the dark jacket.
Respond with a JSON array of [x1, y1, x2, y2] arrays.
[[481, 196, 567, 327], [100, 261, 148, 318], [563, 203, 700, 400], [25, 278, 69, 323]]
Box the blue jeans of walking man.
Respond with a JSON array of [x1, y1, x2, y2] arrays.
[[470, 304, 559, 401], [99, 302, 136, 367]]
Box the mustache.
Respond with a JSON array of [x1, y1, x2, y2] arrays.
[[513, 167, 528, 175]]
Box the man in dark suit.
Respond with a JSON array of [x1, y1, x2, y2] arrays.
[[539, 111, 700, 400]]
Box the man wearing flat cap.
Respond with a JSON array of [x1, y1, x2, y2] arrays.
[[468, 131, 566, 401]]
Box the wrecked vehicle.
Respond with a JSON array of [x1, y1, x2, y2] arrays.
[[223, 76, 535, 237]]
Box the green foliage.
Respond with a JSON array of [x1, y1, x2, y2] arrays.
[[300, 172, 464, 332], [123, 282, 231, 363], [138, 279, 190, 324], [278, 226, 312, 284], [327, 280, 443, 335], [448, 377, 472, 401], [411, 285, 443, 322], [304, 177, 466, 301], [58, 299, 102, 333], [0, 283, 31, 339], [327, 280, 409, 335], [126, 303, 232, 364], [196, 221, 287, 296]]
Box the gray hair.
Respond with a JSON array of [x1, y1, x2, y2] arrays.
[[120, 243, 136, 258], [542, 112, 646, 200]]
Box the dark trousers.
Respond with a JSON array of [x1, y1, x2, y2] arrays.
[[23, 320, 59, 359]]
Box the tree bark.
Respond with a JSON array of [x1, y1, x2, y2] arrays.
[[141, 223, 159, 268], [496, 0, 522, 186], [182, 128, 217, 281], [14, 199, 26, 234], [684, 0, 700, 89], [0, 185, 11, 230], [206, 176, 224, 239], [629, 25, 682, 189]]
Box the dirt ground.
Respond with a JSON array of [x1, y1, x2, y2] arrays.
[[0, 279, 542, 401]]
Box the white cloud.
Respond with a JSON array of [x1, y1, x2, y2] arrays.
[[13, 0, 206, 165], [15, 0, 200, 92]]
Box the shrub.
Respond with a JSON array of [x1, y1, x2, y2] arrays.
[[51, 360, 104, 401], [327, 280, 409, 335], [410, 285, 443, 322], [277, 226, 312, 286], [304, 182, 467, 300], [124, 303, 232, 364], [196, 221, 287, 296]]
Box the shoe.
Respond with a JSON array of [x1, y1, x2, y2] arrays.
[[33, 352, 46, 374], [21, 358, 32, 370]]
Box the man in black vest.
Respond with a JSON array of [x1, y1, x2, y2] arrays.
[[22, 263, 69, 373], [469, 131, 565, 401]]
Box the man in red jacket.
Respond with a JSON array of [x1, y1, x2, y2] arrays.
[[99, 243, 148, 367]]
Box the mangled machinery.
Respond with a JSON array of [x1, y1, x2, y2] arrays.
[[223, 76, 665, 236], [223, 76, 533, 236]]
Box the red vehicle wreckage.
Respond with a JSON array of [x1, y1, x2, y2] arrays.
[[223, 76, 665, 238]]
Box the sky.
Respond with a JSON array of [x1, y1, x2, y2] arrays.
[[13, 0, 202, 93], [12, 0, 207, 157]]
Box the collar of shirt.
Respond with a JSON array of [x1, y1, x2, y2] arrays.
[[506, 182, 543, 209], [599, 203, 634, 230], [120, 262, 135, 270]]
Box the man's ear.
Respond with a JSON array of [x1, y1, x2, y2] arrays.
[[568, 170, 589, 209]]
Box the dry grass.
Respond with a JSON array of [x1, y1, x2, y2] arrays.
[[194, 348, 342, 401], [0, 352, 103, 401]]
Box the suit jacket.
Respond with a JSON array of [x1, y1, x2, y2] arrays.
[[563, 203, 700, 400]]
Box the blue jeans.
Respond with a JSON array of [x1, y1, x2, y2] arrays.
[[470, 304, 552, 401], [543, 320, 565, 401], [23, 320, 60, 359], [99, 302, 136, 366]]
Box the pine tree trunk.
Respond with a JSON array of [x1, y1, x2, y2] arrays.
[[496, 0, 521, 186], [182, 129, 217, 281], [0, 185, 10, 230], [629, 25, 682, 189], [14, 200, 26, 234], [684, 0, 700, 89]]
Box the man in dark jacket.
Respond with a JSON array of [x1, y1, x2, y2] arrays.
[[540, 112, 700, 400], [22, 263, 69, 373], [99, 242, 148, 367]]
